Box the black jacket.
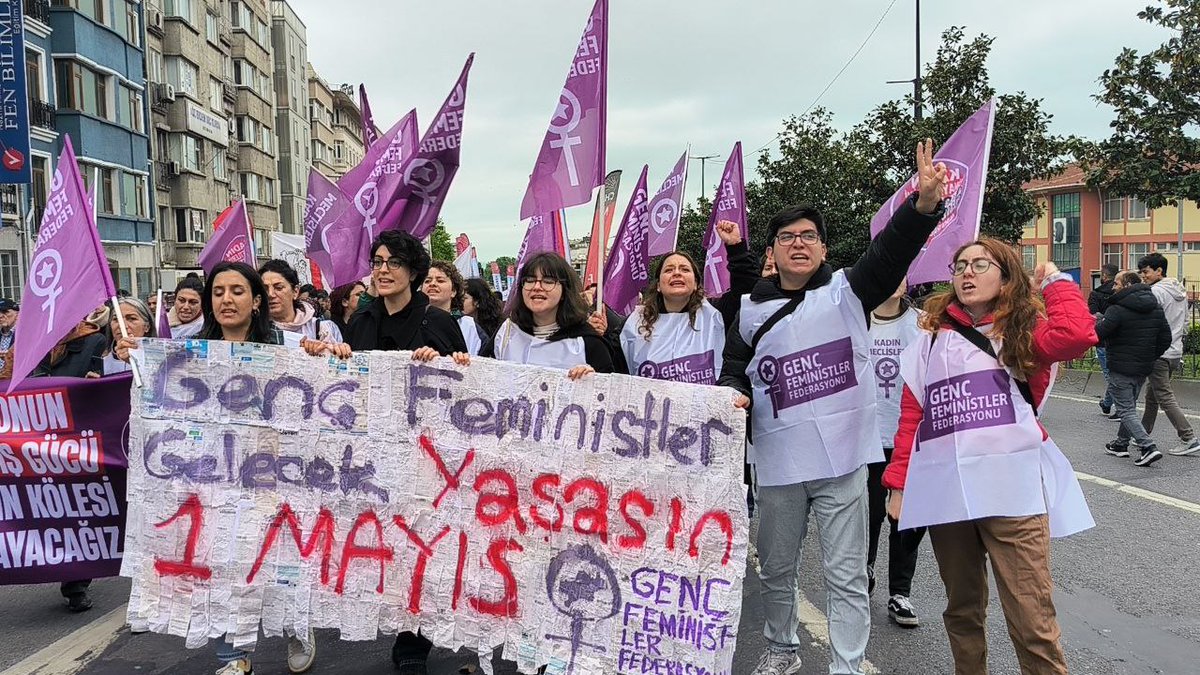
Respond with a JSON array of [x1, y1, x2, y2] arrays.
[[33, 333, 107, 378], [718, 194, 944, 400], [1088, 280, 1115, 315], [1094, 283, 1171, 377], [344, 291, 467, 355], [481, 319, 614, 373]]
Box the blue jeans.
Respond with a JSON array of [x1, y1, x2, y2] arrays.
[[1097, 348, 1113, 407], [216, 636, 250, 664], [1109, 371, 1153, 447]]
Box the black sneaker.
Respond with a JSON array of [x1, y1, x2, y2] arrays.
[[66, 593, 92, 613], [888, 594, 919, 627], [1135, 445, 1163, 467], [1099, 400, 1112, 415], [867, 564, 876, 595], [1104, 440, 1130, 458]]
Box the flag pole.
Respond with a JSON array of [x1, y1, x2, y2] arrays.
[[242, 196, 255, 265], [595, 191, 605, 311], [156, 288, 166, 335]]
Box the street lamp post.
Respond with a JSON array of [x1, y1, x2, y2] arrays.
[[886, 0, 923, 121]]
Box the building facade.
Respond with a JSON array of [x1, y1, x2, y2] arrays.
[[229, 0, 280, 254], [305, 62, 335, 179], [269, 0, 306, 236], [1022, 165, 1200, 293], [329, 84, 364, 180], [49, 0, 155, 297]]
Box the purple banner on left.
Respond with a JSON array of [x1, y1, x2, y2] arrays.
[[0, 374, 131, 584]]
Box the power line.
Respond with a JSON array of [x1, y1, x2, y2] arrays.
[[745, 0, 902, 159]]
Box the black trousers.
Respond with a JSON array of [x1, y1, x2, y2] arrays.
[[60, 579, 90, 598], [393, 631, 432, 662], [866, 449, 926, 597]]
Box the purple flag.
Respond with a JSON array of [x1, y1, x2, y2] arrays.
[[8, 136, 116, 391], [514, 212, 561, 281], [519, 0, 607, 220], [869, 98, 996, 285], [702, 142, 748, 297], [197, 200, 255, 275], [602, 165, 651, 315], [304, 169, 355, 286], [646, 149, 689, 256], [155, 289, 172, 339], [359, 84, 379, 149], [397, 54, 474, 240]]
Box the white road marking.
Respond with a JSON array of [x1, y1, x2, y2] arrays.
[[1049, 394, 1200, 421], [1075, 471, 1200, 516], [0, 605, 127, 675]]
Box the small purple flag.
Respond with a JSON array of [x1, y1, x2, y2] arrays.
[[8, 136, 116, 391], [519, 0, 607, 220], [602, 165, 651, 316], [359, 84, 379, 149], [702, 142, 748, 297], [646, 149, 689, 256], [197, 200, 255, 274], [514, 212, 561, 281], [156, 289, 172, 339], [869, 98, 996, 285], [397, 54, 474, 241]]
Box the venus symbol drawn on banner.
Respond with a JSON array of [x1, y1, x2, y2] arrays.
[[549, 88, 584, 187], [545, 544, 621, 675]]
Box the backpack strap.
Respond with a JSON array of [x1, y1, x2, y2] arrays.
[[948, 322, 1037, 414], [751, 297, 803, 350]]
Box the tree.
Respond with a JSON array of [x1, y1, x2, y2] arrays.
[[852, 27, 1067, 244], [430, 220, 454, 261], [1076, 0, 1200, 209]]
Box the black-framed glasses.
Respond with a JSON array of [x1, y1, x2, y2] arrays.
[[774, 231, 821, 246], [522, 277, 561, 289], [950, 258, 1000, 276], [370, 257, 405, 271]]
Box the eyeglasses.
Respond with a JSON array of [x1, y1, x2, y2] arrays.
[[774, 231, 821, 246], [522, 277, 561, 289], [370, 257, 405, 271], [950, 258, 1000, 276]]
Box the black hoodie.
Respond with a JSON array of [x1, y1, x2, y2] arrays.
[[1095, 283, 1171, 377], [344, 291, 467, 355]]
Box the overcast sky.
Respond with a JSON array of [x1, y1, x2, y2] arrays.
[[294, 0, 1166, 261]]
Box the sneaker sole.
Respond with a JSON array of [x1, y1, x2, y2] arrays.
[[889, 610, 920, 628], [1168, 446, 1200, 456], [1135, 450, 1163, 467], [1104, 448, 1130, 458]]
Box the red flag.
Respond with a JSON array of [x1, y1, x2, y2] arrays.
[[583, 170, 622, 287]]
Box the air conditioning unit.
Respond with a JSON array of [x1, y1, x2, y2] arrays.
[[167, 161, 181, 176], [164, 84, 177, 102], [1052, 217, 1068, 244]]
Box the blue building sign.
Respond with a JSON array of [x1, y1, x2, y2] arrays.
[[0, 0, 30, 185]]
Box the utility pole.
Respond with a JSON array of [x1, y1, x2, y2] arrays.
[[886, 0, 923, 121], [689, 154, 720, 202]]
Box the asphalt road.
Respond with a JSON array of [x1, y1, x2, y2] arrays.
[[3, 381, 1199, 675]]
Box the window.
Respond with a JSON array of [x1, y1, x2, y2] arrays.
[[209, 77, 222, 111], [164, 0, 193, 22], [115, 268, 132, 295], [334, 141, 344, 161], [126, 3, 140, 47], [1103, 196, 1124, 222], [55, 60, 112, 119], [123, 86, 143, 133], [1102, 243, 1123, 269], [1128, 243, 1151, 270], [240, 172, 259, 201], [31, 157, 48, 215], [0, 251, 19, 300], [147, 49, 163, 85], [101, 168, 115, 214], [122, 173, 147, 218], [175, 207, 206, 243], [253, 227, 264, 256], [170, 134, 202, 172], [231, 1, 252, 30], [1187, 242, 1200, 253], [1022, 245, 1036, 271], [135, 268, 153, 298], [1051, 192, 1082, 270], [165, 56, 199, 98], [1129, 198, 1149, 220], [205, 12, 220, 43], [213, 150, 226, 181], [26, 50, 43, 102]]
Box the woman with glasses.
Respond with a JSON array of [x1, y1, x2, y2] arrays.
[[422, 260, 484, 355], [620, 219, 754, 384], [882, 239, 1095, 675], [483, 252, 613, 377]]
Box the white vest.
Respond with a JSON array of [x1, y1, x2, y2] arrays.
[[869, 307, 923, 447], [621, 303, 724, 385], [897, 326, 1093, 537], [279, 317, 343, 348], [493, 319, 586, 370], [459, 315, 483, 356], [738, 271, 883, 486]]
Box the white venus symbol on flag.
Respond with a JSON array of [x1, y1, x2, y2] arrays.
[[549, 88, 584, 187], [29, 249, 64, 333]]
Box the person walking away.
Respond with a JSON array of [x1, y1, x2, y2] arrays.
[[1089, 263, 1119, 416], [720, 140, 948, 675], [1099, 271, 1172, 465], [865, 280, 926, 627]]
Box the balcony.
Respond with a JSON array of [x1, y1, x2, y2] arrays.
[[25, 0, 50, 25], [28, 99, 55, 130]]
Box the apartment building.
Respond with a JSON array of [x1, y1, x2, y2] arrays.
[[229, 0, 280, 253], [270, 0, 306, 236]]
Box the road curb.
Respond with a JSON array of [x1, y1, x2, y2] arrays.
[[0, 605, 127, 675]]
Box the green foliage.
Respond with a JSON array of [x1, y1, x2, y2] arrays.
[[430, 220, 454, 262], [1075, 0, 1200, 208]]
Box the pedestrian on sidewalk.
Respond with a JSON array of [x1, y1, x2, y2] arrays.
[[1137, 253, 1200, 455], [866, 280, 926, 628], [1098, 271, 1171, 466], [1089, 263, 1119, 416], [883, 243, 1096, 675], [719, 140, 948, 675]]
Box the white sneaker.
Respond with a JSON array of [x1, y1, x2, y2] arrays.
[[1168, 439, 1200, 456], [287, 629, 316, 673], [752, 649, 802, 675], [215, 659, 252, 675]]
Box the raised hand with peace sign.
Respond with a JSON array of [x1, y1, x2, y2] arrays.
[[914, 138, 948, 215]]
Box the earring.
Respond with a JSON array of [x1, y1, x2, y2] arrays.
[[252, 308, 259, 318]]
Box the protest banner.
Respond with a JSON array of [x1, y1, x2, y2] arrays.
[[0, 374, 131, 584], [122, 340, 747, 675]]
